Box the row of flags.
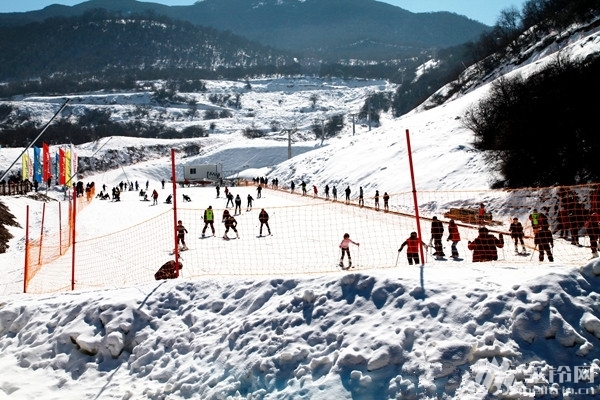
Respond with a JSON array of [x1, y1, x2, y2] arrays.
[[21, 143, 78, 185]]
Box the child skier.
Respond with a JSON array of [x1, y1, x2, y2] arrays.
[[339, 233, 360, 269], [398, 232, 428, 265], [176, 220, 188, 251]]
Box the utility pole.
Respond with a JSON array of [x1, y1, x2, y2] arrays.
[[287, 129, 292, 159], [368, 101, 371, 131]]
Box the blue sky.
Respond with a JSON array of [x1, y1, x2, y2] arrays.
[[1, 0, 528, 26]]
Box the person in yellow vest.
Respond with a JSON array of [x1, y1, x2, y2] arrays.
[[201, 206, 215, 237], [529, 208, 541, 233]]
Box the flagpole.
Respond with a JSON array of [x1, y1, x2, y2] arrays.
[[0, 98, 70, 183]]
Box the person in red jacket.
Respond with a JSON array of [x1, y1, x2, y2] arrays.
[[398, 232, 428, 265], [447, 219, 461, 259], [468, 227, 504, 262]]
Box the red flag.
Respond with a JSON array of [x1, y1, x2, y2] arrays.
[[43, 143, 51, 182]]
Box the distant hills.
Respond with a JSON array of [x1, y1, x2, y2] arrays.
[[0, 0, 488, 61]]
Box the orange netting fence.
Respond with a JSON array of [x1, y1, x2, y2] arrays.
[[19, 182, 600, 294]]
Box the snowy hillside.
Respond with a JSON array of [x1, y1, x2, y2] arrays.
[[0, 21, 600, 400]]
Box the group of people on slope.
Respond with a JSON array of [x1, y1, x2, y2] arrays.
[[289, 181, 391, 211], [394, 211, 560, 265], [197, 205, 271, 240]]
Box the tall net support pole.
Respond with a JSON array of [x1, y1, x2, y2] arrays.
[[71, 188, 77, 290], [24, 205, 30, 293], [38, 203, 46, 266], [405, 129, 426, 265], [171, 149, 181, 276]]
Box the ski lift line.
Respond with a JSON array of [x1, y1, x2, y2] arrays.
[[0, 98, 71, 183], [65, 137, 112, 187]]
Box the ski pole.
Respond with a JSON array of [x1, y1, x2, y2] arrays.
[[395, 251, 400, 267], [530, 245, 537, 261]]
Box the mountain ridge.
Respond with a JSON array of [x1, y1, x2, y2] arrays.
[[0, 0, 489, 61]]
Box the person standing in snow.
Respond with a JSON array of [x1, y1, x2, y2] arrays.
[[324, 184, 330, 200], [447, 219, 461, 259], [290, 181, 295, 193], [234, 194, 242, 215], [534, 224, 554, 262], [374, 190, 380, 210], [201, 206, 215, 237], [176, 220, 188, 251], [509, 217, 526, 254], [345, 186, 351, 204], [585, 212, 600, 259], [383, 192, 390, 212], [223, 213, 239, 239], [259, 208, 271, 236], [358, 186, 364, 207], [152, 189, 159, 205], [226, 192, 234, 208], [339, 233, 359, 269], [398, 232, 427, 265], [468, 227, 504, 262], [247, 194, 254, 211], [313, 185, 318, 198], [332, 186, 337, 201], [431, 216, 445, 259], [478, 203, 486, 226]]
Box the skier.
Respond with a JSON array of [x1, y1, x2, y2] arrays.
[[226, 192, 234, 208], [332, 186, 337, 201], [234, 194, 242, 215], [468, 227, 504, 262], [585, 212, 600, 258], [324, 184, 330, 200], [374, 190, 380, 210], [447, 219, 461, 259], [509, 217, 526, 254], [259, 208, 271, 236], [339, 233, 359, 269], [257, 185, 262, 198], [398, 232, 427, 265], [290, 181, 295, 193], [344, 186, 351, 204], [358, 186, 364, 207], [201, 205, 215, 237], [431, 216, 445, 259], [528, 208, 546, 234], [223, 213, 239, 239], [247, 194, 254, 211], [176, 220, 188, 251], [151, 189, 158, 205], [534, 224, 554, 262], [313, 185, 318, 198]]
